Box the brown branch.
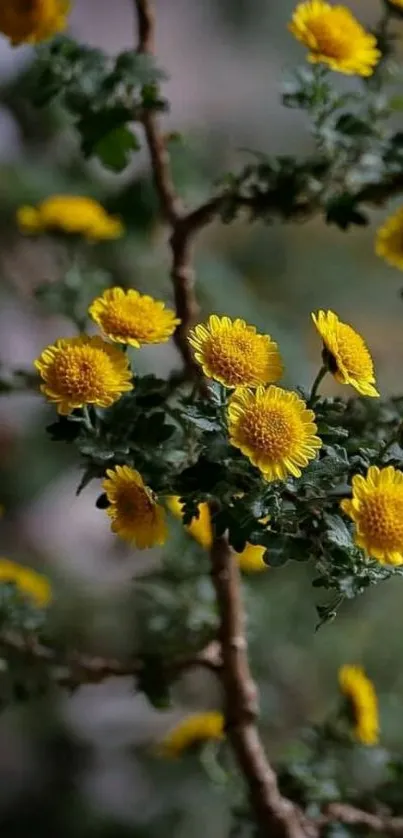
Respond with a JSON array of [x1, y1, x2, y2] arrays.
[[0, 630, 140, 689], [134, 0, 202, 381], [321, 803, 403, 836], [0, 631, 220, 690], [210, 532, 314, 838]]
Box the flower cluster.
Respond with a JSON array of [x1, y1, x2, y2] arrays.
[[0, 0, 70, 47], [189, 310, 378, 482], [33, 258, 179, 548]]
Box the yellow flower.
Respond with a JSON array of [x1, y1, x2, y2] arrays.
[[236, 543, 267, 573], [167, 497, 213, 549], [0, 0, 70, 46], [89, 288, 180, 348], [312, 310, 378, 398], [159, 711, 224, 758], [35, 335, 133, 415], [289, 1, 380, 77], [341, 466, 403, 565], [0, 558, 51, 608], [188, 315, 283, 389], [17, 195, 123, 241], [103, 465, 167, 549], [338, 665, 379, 746], [228, 385, 321, 482], [375, 207, 403, 271]]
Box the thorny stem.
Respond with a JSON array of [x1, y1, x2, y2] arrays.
[[210, 529, 314, 838], [133, 2, 314, 835], [131, 2, 403, 835]]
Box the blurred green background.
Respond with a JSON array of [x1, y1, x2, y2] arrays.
[[1, 0, 403, 835]]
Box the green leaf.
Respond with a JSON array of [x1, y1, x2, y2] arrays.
[[326, 194, 368, 230], [324, 515, 353, 549], [335, 113, 373, 137], [92, 125, 140, 171]]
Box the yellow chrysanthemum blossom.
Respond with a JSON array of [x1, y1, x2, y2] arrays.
[[167, 497, 213, 549], [312, 310, 379, 398], [0, 0, 70, 46], [341, 466, 403, 566], [289, 1, 380, 77], [89, 288, 180, 348], [228, 385, 321, 482], [159, 711, 225, 758], [338, 665, 379, 746], [103, 465, 167, 549], [167, 497, 268, 572], [188, 315, 283, 389], [0, 558, 51, 608], [17, 195, 123, 241], [375, 208, 403, 271], [35, 335, 133, 415]]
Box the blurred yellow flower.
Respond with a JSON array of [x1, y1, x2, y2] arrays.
[[103, 465, 167, 549], [0, 0, 70, 46], [289, 1, 380, 76], [35, 335, 133, 415], [341, 466, 403, 566], [89, 288, 180, 348], [228, 385, 321, 482], [188, 315, 283, 389], [0, 558, 51, 608], [312, 310, 378, 398], [376, 207, 403, 271], [167, 497, 213, 549], [338, 665, 379, 746], [236, 543, 266, 573], [159, 711, 224, 758], [17, 195, 123, 241]]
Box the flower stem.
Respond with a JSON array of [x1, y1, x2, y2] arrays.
[[82, 405, 94, 433], [308, 365, 328, 407]]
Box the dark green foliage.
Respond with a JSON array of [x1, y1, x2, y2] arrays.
[[30, 38, 167, 171]]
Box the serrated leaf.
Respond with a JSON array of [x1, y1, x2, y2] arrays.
[[93, 125, 140, 171], [325, 515, 352, 549]]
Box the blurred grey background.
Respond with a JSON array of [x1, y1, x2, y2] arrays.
[[0, 1, 403, 836]]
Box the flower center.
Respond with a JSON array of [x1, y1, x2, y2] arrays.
[[100, 299, 159, 341], [239, 402, 300, 460], [205, 331, 264, 385], [334, 323, 374, 379], [49, 347, 115, 400], [308, 14, 359, 60], [115, 484, 154, 525], [359, 489, 403, 551]]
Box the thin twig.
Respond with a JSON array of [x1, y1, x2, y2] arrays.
[[0, 630, 139, 688], [210, 532, 313, 838], [134, 0, 201, 381], [0, 631, 221, 690], [320, 803, 403, 836]]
